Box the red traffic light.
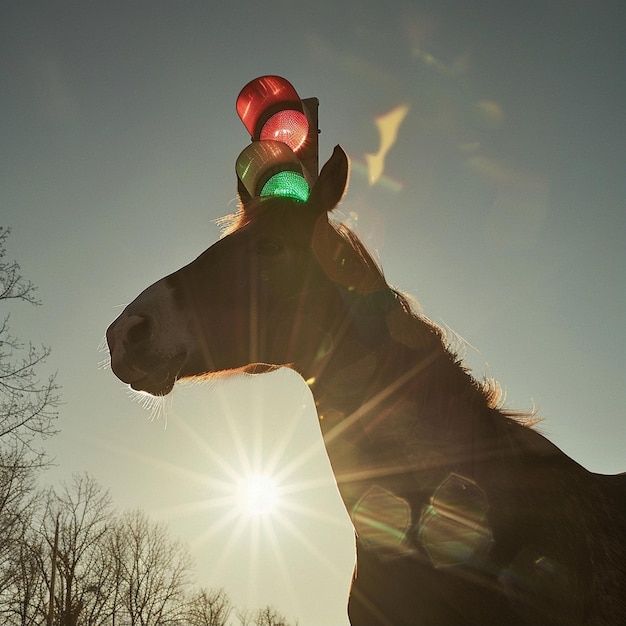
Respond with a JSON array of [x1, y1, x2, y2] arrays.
[[236, 75, 310, 153]]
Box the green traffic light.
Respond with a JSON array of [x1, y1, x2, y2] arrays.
[[260, 171, 310, 202]]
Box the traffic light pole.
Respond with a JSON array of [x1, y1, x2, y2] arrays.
[[301, 97, 319, 184]]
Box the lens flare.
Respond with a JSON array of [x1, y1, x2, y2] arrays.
[[365, 104, 410, 186]]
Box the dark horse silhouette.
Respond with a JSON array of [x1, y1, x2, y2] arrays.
[[107, 146, 625, 625]]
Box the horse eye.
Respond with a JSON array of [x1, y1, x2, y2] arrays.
[[256, 240, 282, 256]]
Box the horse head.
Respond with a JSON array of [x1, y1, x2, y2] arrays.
[[106, 146, 393, 396]]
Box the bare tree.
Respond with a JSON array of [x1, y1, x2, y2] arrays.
[[41, 474, 113, 626], [251, 605, 295, 626], [0, 474, 115, 625], [185, 587, 232, 626], [8, 477, 197, 626], [0, 507, 48, 626], [0, 227, 60, 459], [0, 447, 37, 594], [112, 508, 193, 625], [236, 608, 253, 626], [237, 606, 296, 626], [0, 227, 60, 622]]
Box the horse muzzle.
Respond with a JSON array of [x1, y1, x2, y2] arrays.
[[106, 313, 186, 396]]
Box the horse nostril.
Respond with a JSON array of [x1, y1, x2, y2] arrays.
[[122, 314, 153, 349], [125, 315, 152, 346]]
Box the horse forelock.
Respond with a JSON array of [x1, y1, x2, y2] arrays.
[[215, 203, 253, 237], [217, 196, 313, 237]]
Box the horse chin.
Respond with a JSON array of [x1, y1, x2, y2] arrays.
[[127, 353, 187, 397], [130, 377, 175, 397]]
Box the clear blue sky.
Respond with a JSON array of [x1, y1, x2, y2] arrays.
[[2, 2, 624, 624]]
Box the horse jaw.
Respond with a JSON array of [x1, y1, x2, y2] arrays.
[[184, 362, 284, 386]]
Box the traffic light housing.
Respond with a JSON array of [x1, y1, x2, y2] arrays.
[[236, 75, 319, 202]]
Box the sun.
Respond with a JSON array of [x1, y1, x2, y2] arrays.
[[238, 473, 280, 516]]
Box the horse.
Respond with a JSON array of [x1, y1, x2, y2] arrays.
[[106, 146, 625, 625]]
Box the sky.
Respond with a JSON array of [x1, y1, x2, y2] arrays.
[[2, 1, 625, 624]]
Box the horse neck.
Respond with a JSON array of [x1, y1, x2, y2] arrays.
[[308, 295, 495, 514]]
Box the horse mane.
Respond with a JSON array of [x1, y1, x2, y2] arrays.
[[218, 200, 538, 427], [331, 222, 537, 424], [338, 227, 541, 428]]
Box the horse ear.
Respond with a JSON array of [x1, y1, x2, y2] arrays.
[[309, 145, 349, 214]]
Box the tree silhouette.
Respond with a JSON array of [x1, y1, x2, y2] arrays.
[[41, 474, 113, 626], [0, 227, 60, 458], [0, 226, 60, 617], [111, 508, 193, 625], [0, 470, 298, 625], [238, 605, 297, 626], [185, 587, 232, 626]]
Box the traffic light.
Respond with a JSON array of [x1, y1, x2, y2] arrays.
[[236, 75, 319, 202]]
